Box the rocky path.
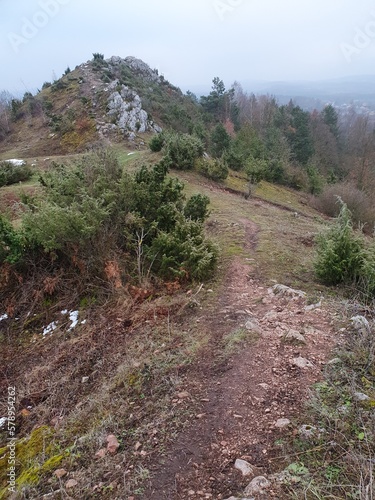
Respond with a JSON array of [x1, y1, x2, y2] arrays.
[[142, 219, 339, 500]]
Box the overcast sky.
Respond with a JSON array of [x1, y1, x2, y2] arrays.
[[1, 0, 375, 96]]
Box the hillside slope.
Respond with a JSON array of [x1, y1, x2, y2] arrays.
[[0, 55, 200, 158], [0, 154, 346, 499]]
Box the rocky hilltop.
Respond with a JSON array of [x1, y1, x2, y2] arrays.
[[78, 56, 162, 140], [0, 55, 197, 156]]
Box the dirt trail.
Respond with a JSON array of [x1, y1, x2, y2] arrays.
[[143, 219, 339, 500]]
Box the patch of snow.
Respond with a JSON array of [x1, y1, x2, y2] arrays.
[[5, 159, 25, 166], [0, 314, 8, 322], [42, 321, 58, 336], [68, 311, 79, 330], [81, 319, 87, 325], [61, 309, 68, 315], [127, 152, 136, 156], [0, 417, 7, 429]]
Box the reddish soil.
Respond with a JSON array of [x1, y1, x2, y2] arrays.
[[142, 219, 339, 500]]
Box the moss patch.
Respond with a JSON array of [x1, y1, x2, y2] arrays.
[[0, 426, 66, 498]]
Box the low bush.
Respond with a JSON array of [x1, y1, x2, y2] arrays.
[[149, 218, 218, 280], [210, 123, 231, 158], [245, 156, 268, 196], [162, 133, 204, 170], [315, 199, 375, 298], [0, 150, 217, 328], [0, 161, 32, 187], [222, 147, 246, 171], [149, 132, 165, 152], [311, 181, 375, 232], [0, 214, 24, 264], [195, 157, 228, 181], [184, 194, 210, 222]]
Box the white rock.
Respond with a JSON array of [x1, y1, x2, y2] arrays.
[[245, 318, 262, 334], [81, 376, 89, 383], [354, 392, 370, 402], [275, 418, 291, 429], [285, 330, 306, 344], [244, 476, 271, 496], [351, 315, 370, 333], [292, 357, 314, 369], [304, 301, 322, 311], [106, 82, 161, 134], [0, 417, 7, 429], [270, 284, 306, 299], [234, 459, 254, 477]]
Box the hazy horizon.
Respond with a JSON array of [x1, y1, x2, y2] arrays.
[[1, 0, 375, 96]]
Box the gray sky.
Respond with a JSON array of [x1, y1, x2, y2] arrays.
[[1, 0, 375, 95]]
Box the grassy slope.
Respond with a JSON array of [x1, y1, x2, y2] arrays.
[[0, 147, 345, 498]]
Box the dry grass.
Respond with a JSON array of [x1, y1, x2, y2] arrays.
[[282, 308, 375, 500]]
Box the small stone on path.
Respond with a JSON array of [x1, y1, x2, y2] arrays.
[[244, 476, 271, 496], [65, 479, 78, 489], [234, 458, 255, 477], [54, 468, 67, 478], [275, 418, 291, 429], [292, 356, 314, 369], [106, 434, 120, 454]]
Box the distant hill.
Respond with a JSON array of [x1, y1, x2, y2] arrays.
[[0, 55, 201, 157]]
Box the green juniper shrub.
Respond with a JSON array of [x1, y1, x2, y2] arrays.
[[222, 147, 246, 171], [210, 123, 231, 158], [0, 214, 25, 264], [315, 199, 375, 298], [184, 194, 210, 222], [0, 161, 32, 187], [148, 217, 218, 281], [11, 99, 23, 120], [245, 156, 268, 196], [162, 133, 204, 170], [149, 132, 165, 152], [127, 162, 185, 233], [307, 165, 324, 195], [263, 158, 287, 184], [0, 150, 218, 326], [195, 157, 229, 181], [22, 198, 109, 254], [121, 161, 217, 280]]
